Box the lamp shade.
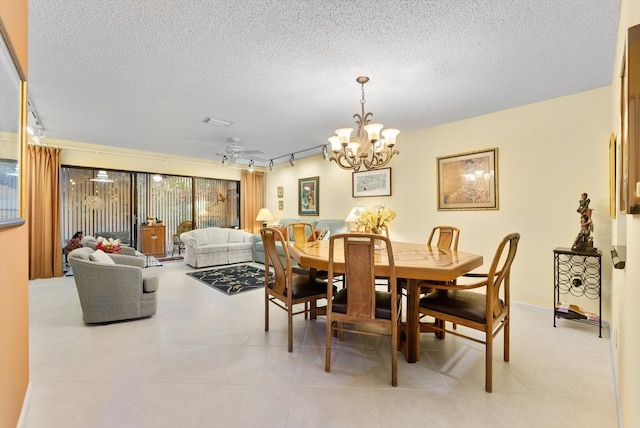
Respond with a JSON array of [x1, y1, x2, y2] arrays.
[[90, 170, 114, 183], [255, 208, 274, 222], [345, 206, 364, 223]]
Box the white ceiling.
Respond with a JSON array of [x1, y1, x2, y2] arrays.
[[26, 0, 621, 167]]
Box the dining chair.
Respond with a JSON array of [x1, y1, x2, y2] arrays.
[[417, 225, 461, 328], [427, 225, 460, 250], [325, 233, 401, 386], [287, 222, 318, 245], [260, 227, 331, 352], [418, 232, 520, 392], [173, 220, 193, 256], [287, 222, 319, 276], [288, 221, 344, 286]]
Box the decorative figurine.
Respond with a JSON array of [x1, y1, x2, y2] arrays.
[[571, 193, 595, 251]]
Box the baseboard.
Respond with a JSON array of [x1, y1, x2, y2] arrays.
[[16, 382, 32, 428]]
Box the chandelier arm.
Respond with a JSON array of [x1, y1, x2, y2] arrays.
[[330, 152, 363, 172]]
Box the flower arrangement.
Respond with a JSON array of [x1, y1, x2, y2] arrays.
[[355, 204, 397, 235], [96, 236, 122, 253]]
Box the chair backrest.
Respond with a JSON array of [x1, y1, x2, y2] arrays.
[[287, 222, 316, 246], [260, 227, 292, 296], [176, 221, 193, 236], [328, 233, 397, 319], [427, 226, 460, 250], [486, 233, 520, 318]]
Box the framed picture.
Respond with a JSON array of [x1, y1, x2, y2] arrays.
[[352, 168, 392, 198], [278, 200, 283, 210], [277, 186, 283, 198], [298, 176, 319, 216], [0, 25, 26, 229], [609, 133, 616, 219], [437, 148, 499, 211]]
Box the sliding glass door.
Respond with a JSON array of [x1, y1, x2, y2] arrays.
[[61, 167, 240, 255]]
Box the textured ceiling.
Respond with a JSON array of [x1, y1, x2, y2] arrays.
[[27, 0, 621, 167]]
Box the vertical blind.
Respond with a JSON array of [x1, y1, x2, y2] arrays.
[[61, 167, 240, 254]]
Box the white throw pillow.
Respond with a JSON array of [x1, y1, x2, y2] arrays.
[[89, 249, 115, 264], [320, 227, 331, 240]]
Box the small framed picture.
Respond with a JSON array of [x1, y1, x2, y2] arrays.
[[298, 176, 319, 216], [277, 186, 283, 198], [437, 148, 499, 211], [352, 168, 392, 198], [278, 200, 283, 210]]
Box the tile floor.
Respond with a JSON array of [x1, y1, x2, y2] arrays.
[[23, 261, 619, 428]]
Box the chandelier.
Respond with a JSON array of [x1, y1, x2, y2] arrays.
[[328, 76, 399, 172]]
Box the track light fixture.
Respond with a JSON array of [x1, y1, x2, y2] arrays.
[[289, 154, 295, 167], [321, 145, 328, 160], [248, 160, 255, 172], [221, 155, 228, 167], [269, 160, 274, 172]]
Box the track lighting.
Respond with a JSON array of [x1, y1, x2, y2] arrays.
[[248, 160, 254, 172], [269, 160, 274, 172], [221, 155, 228, 167], [289, 154, 295, 167], [322, 145, 328, 160]]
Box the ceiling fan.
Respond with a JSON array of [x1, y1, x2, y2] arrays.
[[214, 137, 267, 163]]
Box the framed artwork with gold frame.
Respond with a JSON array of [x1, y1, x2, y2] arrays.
[[437, 148, 499, 211], [0, 22, 26, 228]]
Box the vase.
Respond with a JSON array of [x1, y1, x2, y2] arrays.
[[370, 228, 384, 250]]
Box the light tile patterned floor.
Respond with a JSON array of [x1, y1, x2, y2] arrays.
[[23, 261, 619, 428]]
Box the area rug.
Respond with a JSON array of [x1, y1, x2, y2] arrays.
[[186, 264, 272, 295]]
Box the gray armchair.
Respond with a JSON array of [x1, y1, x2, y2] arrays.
[[80, 235, 140, 257], [68, 247, 158, 324]]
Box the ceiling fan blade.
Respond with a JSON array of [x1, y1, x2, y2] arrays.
[[239, 149, 264, 155]]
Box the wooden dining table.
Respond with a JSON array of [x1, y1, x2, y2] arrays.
[[288, 239, 483, 363]]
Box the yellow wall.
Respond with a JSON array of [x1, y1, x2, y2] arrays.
[[6, 2, 637, 425], [267, 86, 612, 317], [54, 138, 244, 181], [0, 1, 29, 428]]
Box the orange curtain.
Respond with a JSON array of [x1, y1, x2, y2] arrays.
[[240, 170, 265, 234], [27, 145, 62, 279]]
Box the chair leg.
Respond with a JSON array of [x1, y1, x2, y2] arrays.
[[435, 319, 446, 339], [504, 317, 510, 362], [325, 320, 333, 372], [391, 323, 398, 387], [288, 309, 293, 353], [486, 332, 493, 393], [265, 297, 269, 332], [310, 300, 317, 320]]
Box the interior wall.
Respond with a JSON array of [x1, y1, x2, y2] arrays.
[[612, 1, 640, 426], [0, 1, 29, 428], [53, 138, 244, 181], [267, 86, 612, 318]]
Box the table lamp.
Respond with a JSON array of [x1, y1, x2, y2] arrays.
[[345, 206, 364, 231], [255, 208, 274, 228]]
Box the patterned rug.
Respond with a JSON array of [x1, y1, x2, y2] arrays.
[[186, 264, 272, 295]]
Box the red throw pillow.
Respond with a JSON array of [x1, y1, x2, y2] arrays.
[[275, 226, 288, 240], [306, 229, 320, 242]]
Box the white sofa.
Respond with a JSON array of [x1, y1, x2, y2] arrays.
[[180, 227, 254, 268]]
